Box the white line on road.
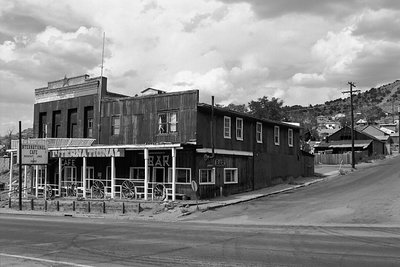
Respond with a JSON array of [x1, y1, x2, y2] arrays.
[[0, 252, 93, 267]]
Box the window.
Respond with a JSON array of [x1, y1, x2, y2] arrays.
[[224, 168, 238, 184], [39, 112, 47, 138], [236, 118, 243, 140], [84, 167, 94, 179], [199, 169, 215, 184], [158, 112, 178, 134], [111, 116, 120, 135], [84, 106, 94, 138], [274, 126, 280, 145], [67, 108, 78, 138], [168, 168, 191, 184], [288, 129, 293, 147], [82, 167, 94, 189], [52, 111, 61, 138], [224, 116, 231, 139], [64, 166, 77, 184], [256, 122, 262, 143], [129, 167, 146, 180]]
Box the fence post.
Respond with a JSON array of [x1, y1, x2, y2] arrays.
[[31, 199, 34, 210], [102, 201, 106, 214], [72, 201, 75, 212]]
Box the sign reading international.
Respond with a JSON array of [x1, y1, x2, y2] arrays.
[[18, 140, 48, 165], [50, 148, 125, 158]]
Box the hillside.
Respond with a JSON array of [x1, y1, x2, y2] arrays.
[[284, 80, 400, 124]]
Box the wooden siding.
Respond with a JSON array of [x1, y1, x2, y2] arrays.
[[195, 153, 253, 199], [197, 106, 306, 191], [196, 107, 301, 156], [101, 91, 198, 145]]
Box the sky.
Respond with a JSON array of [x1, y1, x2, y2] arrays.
[[1, 0, 400, 135]]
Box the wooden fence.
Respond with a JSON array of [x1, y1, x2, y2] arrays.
[[314, 151, 368, 165]]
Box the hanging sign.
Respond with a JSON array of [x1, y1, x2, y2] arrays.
[[18, 140, 48, 165]]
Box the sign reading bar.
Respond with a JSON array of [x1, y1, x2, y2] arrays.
[[50, 148, 125, 158], [18, 140, 48, 165]]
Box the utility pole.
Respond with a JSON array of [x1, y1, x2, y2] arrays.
[[342, 82, 360, 169]]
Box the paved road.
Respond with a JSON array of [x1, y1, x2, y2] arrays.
[[0, 214, 400, 266], [186, 156, 400, 226]]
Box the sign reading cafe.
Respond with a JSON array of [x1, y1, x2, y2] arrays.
[[51, 148, 125, 158]]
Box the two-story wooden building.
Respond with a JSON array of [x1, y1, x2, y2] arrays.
[[23, 74, 314, 201]]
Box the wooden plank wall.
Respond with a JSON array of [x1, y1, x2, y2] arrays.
[[101, 91, 198, 145]]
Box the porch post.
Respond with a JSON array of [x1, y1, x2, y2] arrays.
[[58, 157, 62, 196], [172, 147, 176, 201], [35, 165, 39, 198], [111, 156, 115, 199], [44, 165, 47, 199], [23, 165, 27, 197], [144, 148, 149, 200], [9, 151, 13, 197], [82, 157, 87, 198]]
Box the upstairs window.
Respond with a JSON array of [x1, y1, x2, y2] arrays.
[[274, 126, 280, 145], [236, 118, 243, 141], [52, 110, 61, 138], [84, 106, 94, 138], [158, 112, 178, 134], [111, 116, 120, 135], [67, 108, 78, 138], [288, 129, 294, 147], [39, 112, 47, 138], [256, 122, 262, 143], [224, 116, 231, 139]]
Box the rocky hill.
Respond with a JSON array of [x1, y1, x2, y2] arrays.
[[285, 80, 400, 124]]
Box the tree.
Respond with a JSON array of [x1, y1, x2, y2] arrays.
[[248, 96, 285, 121], [5, 128, 14, 150], [225, 103, 248, 113]]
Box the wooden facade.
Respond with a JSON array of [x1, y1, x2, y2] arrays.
[[30, 74, 313, 200]]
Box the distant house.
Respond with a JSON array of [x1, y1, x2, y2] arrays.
[[379, 123, 397, 132], [356, 119, 368, 127], [314, 126, 387, 156], [359, 125, 392, 154]]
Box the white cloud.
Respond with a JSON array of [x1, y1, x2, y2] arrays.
[[0, 40, 16, 62], [312, 27, 364, 74], [292, 73, 326, 86]]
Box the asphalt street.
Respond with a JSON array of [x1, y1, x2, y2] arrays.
[[0, 215, 400, 266]]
